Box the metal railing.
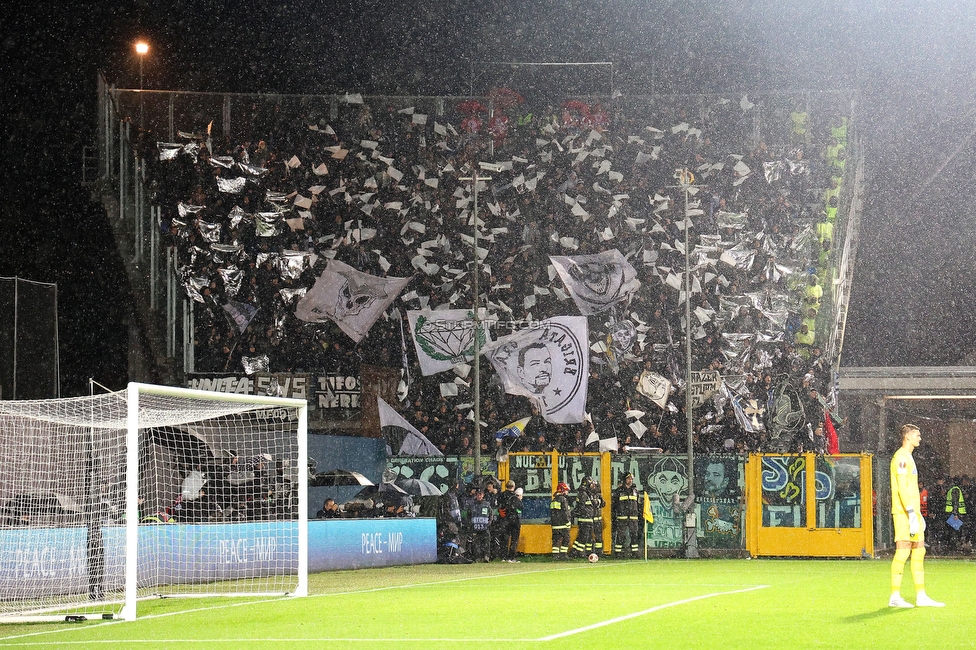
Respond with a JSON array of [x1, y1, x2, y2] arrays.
[[96, 71, 858, 387]]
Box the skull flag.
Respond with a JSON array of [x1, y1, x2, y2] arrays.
[[296, 260, 411, 342]]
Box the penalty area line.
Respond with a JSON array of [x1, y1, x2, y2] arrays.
[[537, 584, 770, 641]]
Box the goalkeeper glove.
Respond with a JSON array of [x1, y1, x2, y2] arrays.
[[908, 510, 920, 537]]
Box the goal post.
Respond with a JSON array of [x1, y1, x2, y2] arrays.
[[0, 382, 307, 623], [123, 382, 308, 620]]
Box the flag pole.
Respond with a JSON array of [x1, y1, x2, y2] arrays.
[[460, 169, 491, 479], [668, 169, 700, 559], [682, 170, 695, 515], [644, 518, 648, 561]]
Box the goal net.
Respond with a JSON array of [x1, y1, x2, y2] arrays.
[[0, 382, 307, 622]]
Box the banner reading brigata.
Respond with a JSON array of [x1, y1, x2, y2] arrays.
[[483, 317, 588, 424]]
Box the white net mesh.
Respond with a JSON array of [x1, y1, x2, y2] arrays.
[[0, 385, 306, 621]]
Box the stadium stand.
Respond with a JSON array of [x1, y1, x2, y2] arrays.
[[97, 83, 861, 456]]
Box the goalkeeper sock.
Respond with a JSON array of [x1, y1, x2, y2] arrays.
[[891, 548, 911, 594], [911, 546, 926, 594]]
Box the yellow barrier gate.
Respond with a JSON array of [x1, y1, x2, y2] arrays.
[[746, 453, 874, 558], [498, 452, 611, 555]]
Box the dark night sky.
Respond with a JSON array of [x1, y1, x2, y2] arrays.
[[3, 1, 976, 395]]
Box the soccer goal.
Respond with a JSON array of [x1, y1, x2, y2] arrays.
[[0, 382, 308, 622]]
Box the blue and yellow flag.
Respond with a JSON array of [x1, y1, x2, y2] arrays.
[[495, 417, 531, 440]]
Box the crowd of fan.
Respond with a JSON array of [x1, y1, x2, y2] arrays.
[[148, 90, 851, 456]]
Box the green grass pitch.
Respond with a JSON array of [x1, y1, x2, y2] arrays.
[[0, 558, 970, 649]]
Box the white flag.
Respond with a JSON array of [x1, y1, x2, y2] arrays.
[[295, 260, 411, 343], [550, 249, 640, 315], [407, 309, 492, 376], [636, 371, 672, 410], [483, 316, 589, 424], [377, 397, 442, 457], [690, 370, 723, 408]]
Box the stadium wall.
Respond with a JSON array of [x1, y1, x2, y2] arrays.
[[0, 519, 435, 596]]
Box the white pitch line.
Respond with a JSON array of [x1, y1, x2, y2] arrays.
[[0, 584, 771, 646], [0, 638, 537, 646], [0, 564, 590, 645], [537, 584, 770, 641], [0, 567, 762, 647]]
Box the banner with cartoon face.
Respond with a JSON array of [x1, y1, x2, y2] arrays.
[[483, 316, 589, 424], [637, 371, 672, 409], [295, 260, 411, 342], [550, 250, 640, 315], [766, 379, 805, 441]]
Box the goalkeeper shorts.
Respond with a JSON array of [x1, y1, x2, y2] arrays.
[[892, 512, 925, 543]]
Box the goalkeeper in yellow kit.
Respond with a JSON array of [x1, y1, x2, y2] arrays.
[[889, 424, 944, 608]]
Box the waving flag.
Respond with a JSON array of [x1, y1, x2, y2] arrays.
[[550, 250, 640, 315], [222, 301, 259, 334], [377, 397, 441, 457], [495, 417, 531, 441], [731, 394, 765, 433], [636, 371, 672, 409], [296, 260, 411, 342], [483, 316, 589, 424], [766, 379, 805, 441], [407, 309, 491, 376], [495, 417, 531, 461], [824, 411, 840, 455], [643, 492, 654, 523]]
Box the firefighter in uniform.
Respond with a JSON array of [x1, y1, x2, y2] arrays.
[[591, 478, 606, 557], [550, 482, 571, 560], [613, 473, 640, 558], [572, 477, 596, 557]]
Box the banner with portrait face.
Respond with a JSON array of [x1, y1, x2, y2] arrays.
[[695, 454, 743, 549], [483, 317, 589, 424]]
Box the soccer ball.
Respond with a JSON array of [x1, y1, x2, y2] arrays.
[[587, 553, 599, 563]]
